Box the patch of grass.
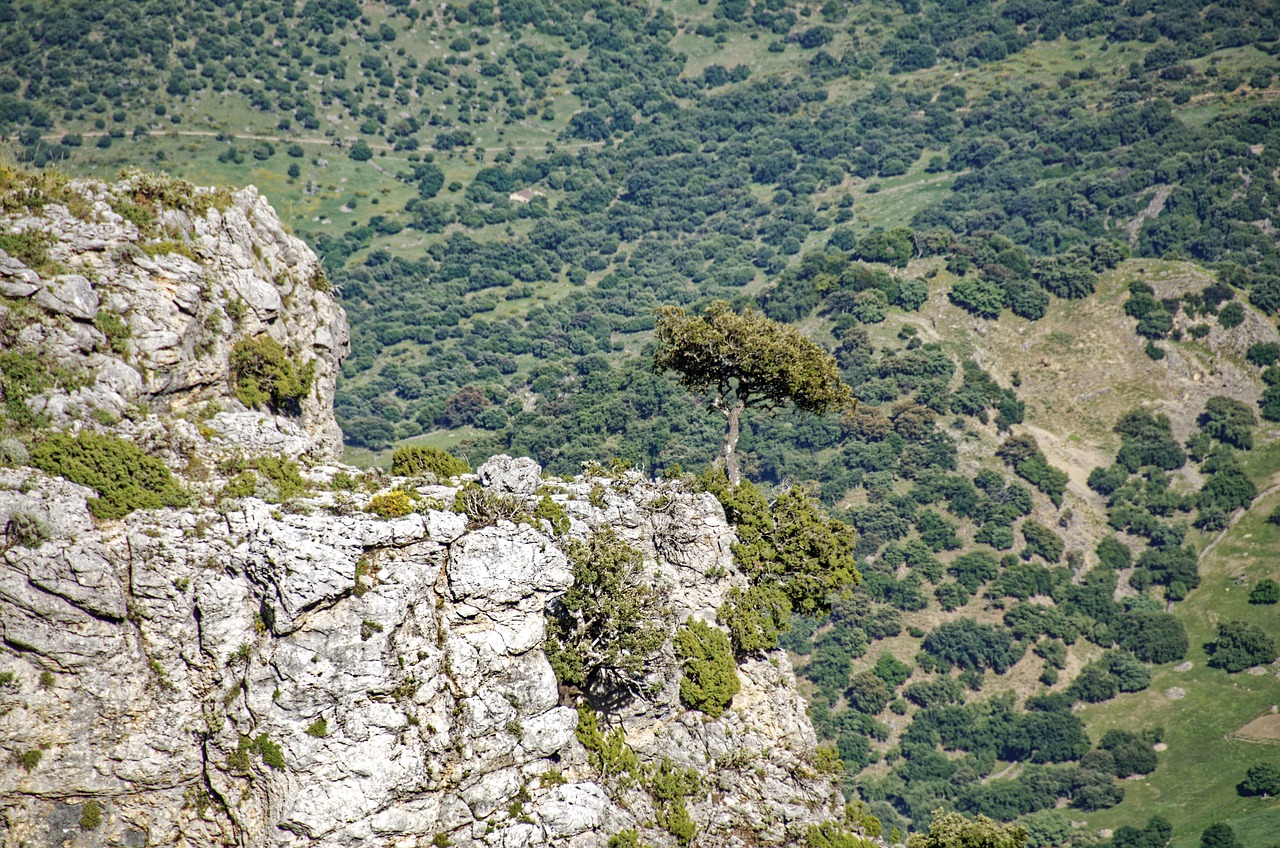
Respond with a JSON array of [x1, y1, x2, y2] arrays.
[[0, 229, 59, 275], [1076, 481, 1280, 846], [139, 240, 198, 261], [79, 799, 101, 831]]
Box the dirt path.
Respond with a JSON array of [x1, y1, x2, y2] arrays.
[[1198, 480, 1280, 565]]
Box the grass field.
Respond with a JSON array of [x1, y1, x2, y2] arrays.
[[1075, 472, 1280, 847]]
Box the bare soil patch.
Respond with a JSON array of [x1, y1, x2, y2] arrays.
[[1231, 712, 1280, 744]]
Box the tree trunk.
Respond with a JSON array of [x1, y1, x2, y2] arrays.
[[723, 399, 745, 487]]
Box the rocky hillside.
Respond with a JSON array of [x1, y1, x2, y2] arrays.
[[0, 167, 347, 462], [0, 175, 846, 848]]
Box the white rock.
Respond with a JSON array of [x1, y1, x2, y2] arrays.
[[478, 454, 543, 495], [33, 274, 99, 320]]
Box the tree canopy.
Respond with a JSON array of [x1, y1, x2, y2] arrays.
[[906, 811, 1027, 848], [654, 300, 854, 483]]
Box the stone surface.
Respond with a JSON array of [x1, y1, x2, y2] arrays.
[[0, 175, 349, 461], [0, 469, 843, 848], [477, 454, 543, 495]]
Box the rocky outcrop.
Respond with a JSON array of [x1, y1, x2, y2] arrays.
[[0, 459, 842, 848], [0, 174, 843, 848], [0, 170, 348, 462]]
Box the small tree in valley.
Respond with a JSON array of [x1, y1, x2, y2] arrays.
[[654, 301, 854, 485]]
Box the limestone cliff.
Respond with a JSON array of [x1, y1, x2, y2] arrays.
[[0, 175, 844, 848], [0, 169, 348, 462]]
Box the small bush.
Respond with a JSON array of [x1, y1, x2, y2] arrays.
[[305, 718, 328, 737], [93, 311, 132, 355], [16, 749, 42, 771], [1218, 302, 1245, 328], [4, 512, 49, 549], [230, 336, 315, 414], [1249, 578, 1280, 605], [220, 471, 257, 501], [452, 481, 522, 526], [1247, 342, 1280, 367], [674, 620, 740, 718], [0, 229, 58, 274], [718, 584, 791, 655], [390, 445, 468, 478], [368, 489, 414, 518], [255, 455, 308, 501], [545, 529, 667, 695], [29, 432, 188, 519], [533, 494, 570, 535]]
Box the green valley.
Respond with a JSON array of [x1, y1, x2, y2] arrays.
[[3, 0, 1280, 845]]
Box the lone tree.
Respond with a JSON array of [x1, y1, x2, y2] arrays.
[[653, 301, 854, 485]]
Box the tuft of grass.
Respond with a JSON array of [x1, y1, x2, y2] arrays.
[[79, 799, 101, 831]]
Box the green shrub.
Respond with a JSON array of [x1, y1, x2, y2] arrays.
[[545, 529, 667, 695], [647, 758, 700, 847], [16, 749, 42, 771], [254, 455, 308, 501], [368, 489, 414, 518], [452, 481, 522, 526], [0, 229, 58, 274], [1249, 578, 1279, 605], [29, 432, 188, 519], [79, 800, 101, 831], [111, 199, 155, 232], [1207, 621, 1277, 672], [305, 718, 328, 738], [4, 512, 48, 548], [1218, 302, 1245, 328], [0, 350, 53, 426], [697, 470, 859, 625], [813, 744, 845, 776], [608, 830, 649, 848], [575, 705, 640, 783], [674, 619, 740, 718], [718, 584, 791, 655], [230, 336, 315, 414], [390, 445, 468, 478], [804, 821, 877, 848], [532, 494, 570, 535], [93, 311, 132, 355], [220, 471, 257, 501]]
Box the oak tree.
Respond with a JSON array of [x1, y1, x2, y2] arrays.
[[653, 301, 854, 485]]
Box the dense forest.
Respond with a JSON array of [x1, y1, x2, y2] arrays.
[[3, 0, 1280, 845]]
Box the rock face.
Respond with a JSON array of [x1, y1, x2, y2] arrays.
[[0, 176, 843, 848], [0, 170, 348, 461], [0, 461, 842, 848]]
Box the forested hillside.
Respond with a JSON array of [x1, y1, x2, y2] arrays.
[[3, 0, 1280, 845]]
